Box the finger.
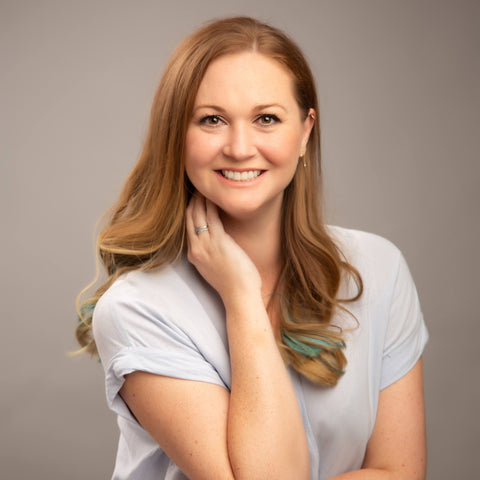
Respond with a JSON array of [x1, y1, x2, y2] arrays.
[[191, 195, 206, 229], [205, 199, 224, 235], [190, 195, 211, 239], [185, 201, 197, 251], [185, 201, 195, 234]]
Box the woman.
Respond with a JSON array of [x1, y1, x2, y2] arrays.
[[76, 16, 428, 480]]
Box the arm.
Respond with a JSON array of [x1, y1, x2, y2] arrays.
[[119, 196, 309, 480], [223, 293, 310, 479], [328, 358, 426, 480]]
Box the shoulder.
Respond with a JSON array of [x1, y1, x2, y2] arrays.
[[327, 226, 405, 298], [92, 256, 225, 348], [93, 257, 209, 337], [328, 226, 401, 269], [95, 256, 206, 314]]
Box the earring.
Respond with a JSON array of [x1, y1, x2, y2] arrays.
[[300, 144, 307, 167]]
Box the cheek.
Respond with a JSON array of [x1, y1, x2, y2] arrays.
[[260, 132, 302, 166], [184, 134, 211, 177]]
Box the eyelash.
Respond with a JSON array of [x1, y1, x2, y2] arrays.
[[198, 114, 281, 127], [199, 115, 224, 126], [257, 114, 280, 126]]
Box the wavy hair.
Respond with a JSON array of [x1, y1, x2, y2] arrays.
[[76, 16, 362, 386]]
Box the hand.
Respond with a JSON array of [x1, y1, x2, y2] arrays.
[[185, 195, 262, 304]]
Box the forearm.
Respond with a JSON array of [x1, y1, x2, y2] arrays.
[[224, 294, 310, 480], [328, 470, 396, 480], [328, 468, 423, 480]]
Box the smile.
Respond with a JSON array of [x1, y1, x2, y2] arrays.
[[220, 170, 263, 181]]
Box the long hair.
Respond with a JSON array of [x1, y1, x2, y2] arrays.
[[76, 16, 362, 386]]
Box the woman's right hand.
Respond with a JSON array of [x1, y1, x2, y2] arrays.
[[185, 195, 262, 305]]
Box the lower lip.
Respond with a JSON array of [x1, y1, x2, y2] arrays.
[[215, 171, 266, 187]]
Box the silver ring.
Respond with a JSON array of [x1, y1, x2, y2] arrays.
[[194, 225, 209, 234]]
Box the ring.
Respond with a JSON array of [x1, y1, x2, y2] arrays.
[[194, 225, 209, 234]]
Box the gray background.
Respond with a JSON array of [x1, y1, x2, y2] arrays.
[[1, 0, 478, 478]]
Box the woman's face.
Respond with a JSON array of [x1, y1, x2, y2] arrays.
[[185, 51, 314, 221]]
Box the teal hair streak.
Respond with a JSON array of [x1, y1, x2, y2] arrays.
[[281, 331, 345, 358], [282, 332, 322, 358], [77, 302, 101, 362], [77, 303, 95, 324], [281, 330, 347, 376]]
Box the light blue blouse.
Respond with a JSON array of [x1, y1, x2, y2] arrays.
[[93, 227, 428, 480]]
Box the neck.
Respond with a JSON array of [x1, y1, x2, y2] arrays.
[[219, 208, 282, 297]]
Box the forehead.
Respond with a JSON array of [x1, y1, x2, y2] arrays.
[[194, 52, 297, 107]]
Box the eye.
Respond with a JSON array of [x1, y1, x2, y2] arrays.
[[200, 115, 224, 126], [257, 114, 280, 126]]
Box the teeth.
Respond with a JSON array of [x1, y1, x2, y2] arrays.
[[221, 170, 262, 181]]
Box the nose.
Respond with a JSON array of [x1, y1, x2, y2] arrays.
[[222, 124, 256, 161]]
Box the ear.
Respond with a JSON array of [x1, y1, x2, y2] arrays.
[[300, 108, 315, 156]]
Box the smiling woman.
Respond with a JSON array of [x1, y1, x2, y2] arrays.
[[184, 52, 314, 221], [76, 16, 428, 480]]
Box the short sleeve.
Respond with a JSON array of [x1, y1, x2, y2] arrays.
[[380, 251, 429, 389], [92, 278, 227, 421]]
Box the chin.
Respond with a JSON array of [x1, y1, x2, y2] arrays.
[[217, 198, 281, 222], [220, 208, 258, 221]]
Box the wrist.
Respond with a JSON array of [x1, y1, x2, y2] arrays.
[[221, 288, 263, 312]]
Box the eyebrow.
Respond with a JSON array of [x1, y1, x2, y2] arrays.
[[255, 103, 287, 113], [192, 103, 288, 113]]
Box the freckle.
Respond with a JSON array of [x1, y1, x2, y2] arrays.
[[195, 440, 198, 444]]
